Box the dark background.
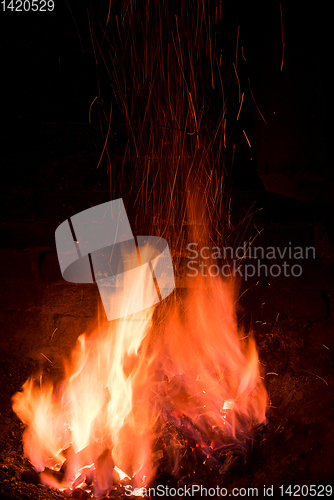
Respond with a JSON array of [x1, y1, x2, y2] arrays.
[[0, 1, 334, 498]]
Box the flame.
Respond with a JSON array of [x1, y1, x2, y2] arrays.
[[13, 258, 267, 494], [11, 1, 269, 494]]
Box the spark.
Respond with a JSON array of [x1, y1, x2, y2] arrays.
[[279, 3, 285, 71], [233, 62, 241, 103], [40, 353, 52, 364], [241, 46, 246, 61], [208, 14, 215, 89], [50, 328, 58, 340], [223, 118, 226, 148], [227, 197, 231, 229], [300, 369, 328, 386], [96, 101, 113, 170], [248, 78, 267, 125], [242, 129, 251, 147], [88, 96, 97, 123], [236, 92, 244, 121], [235, 25, 240, 69], [64, 0, 84, 55]]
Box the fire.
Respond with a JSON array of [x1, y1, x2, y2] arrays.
[[12, 0, 268, 494], [13, 262, 267, 496]]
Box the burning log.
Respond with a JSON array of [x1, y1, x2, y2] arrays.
[[61, 443, 103, 484], [47, 445, 115, 497], [93, 448, 115, 497]]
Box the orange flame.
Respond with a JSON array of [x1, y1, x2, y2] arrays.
[[13, 264, 267, 493]]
